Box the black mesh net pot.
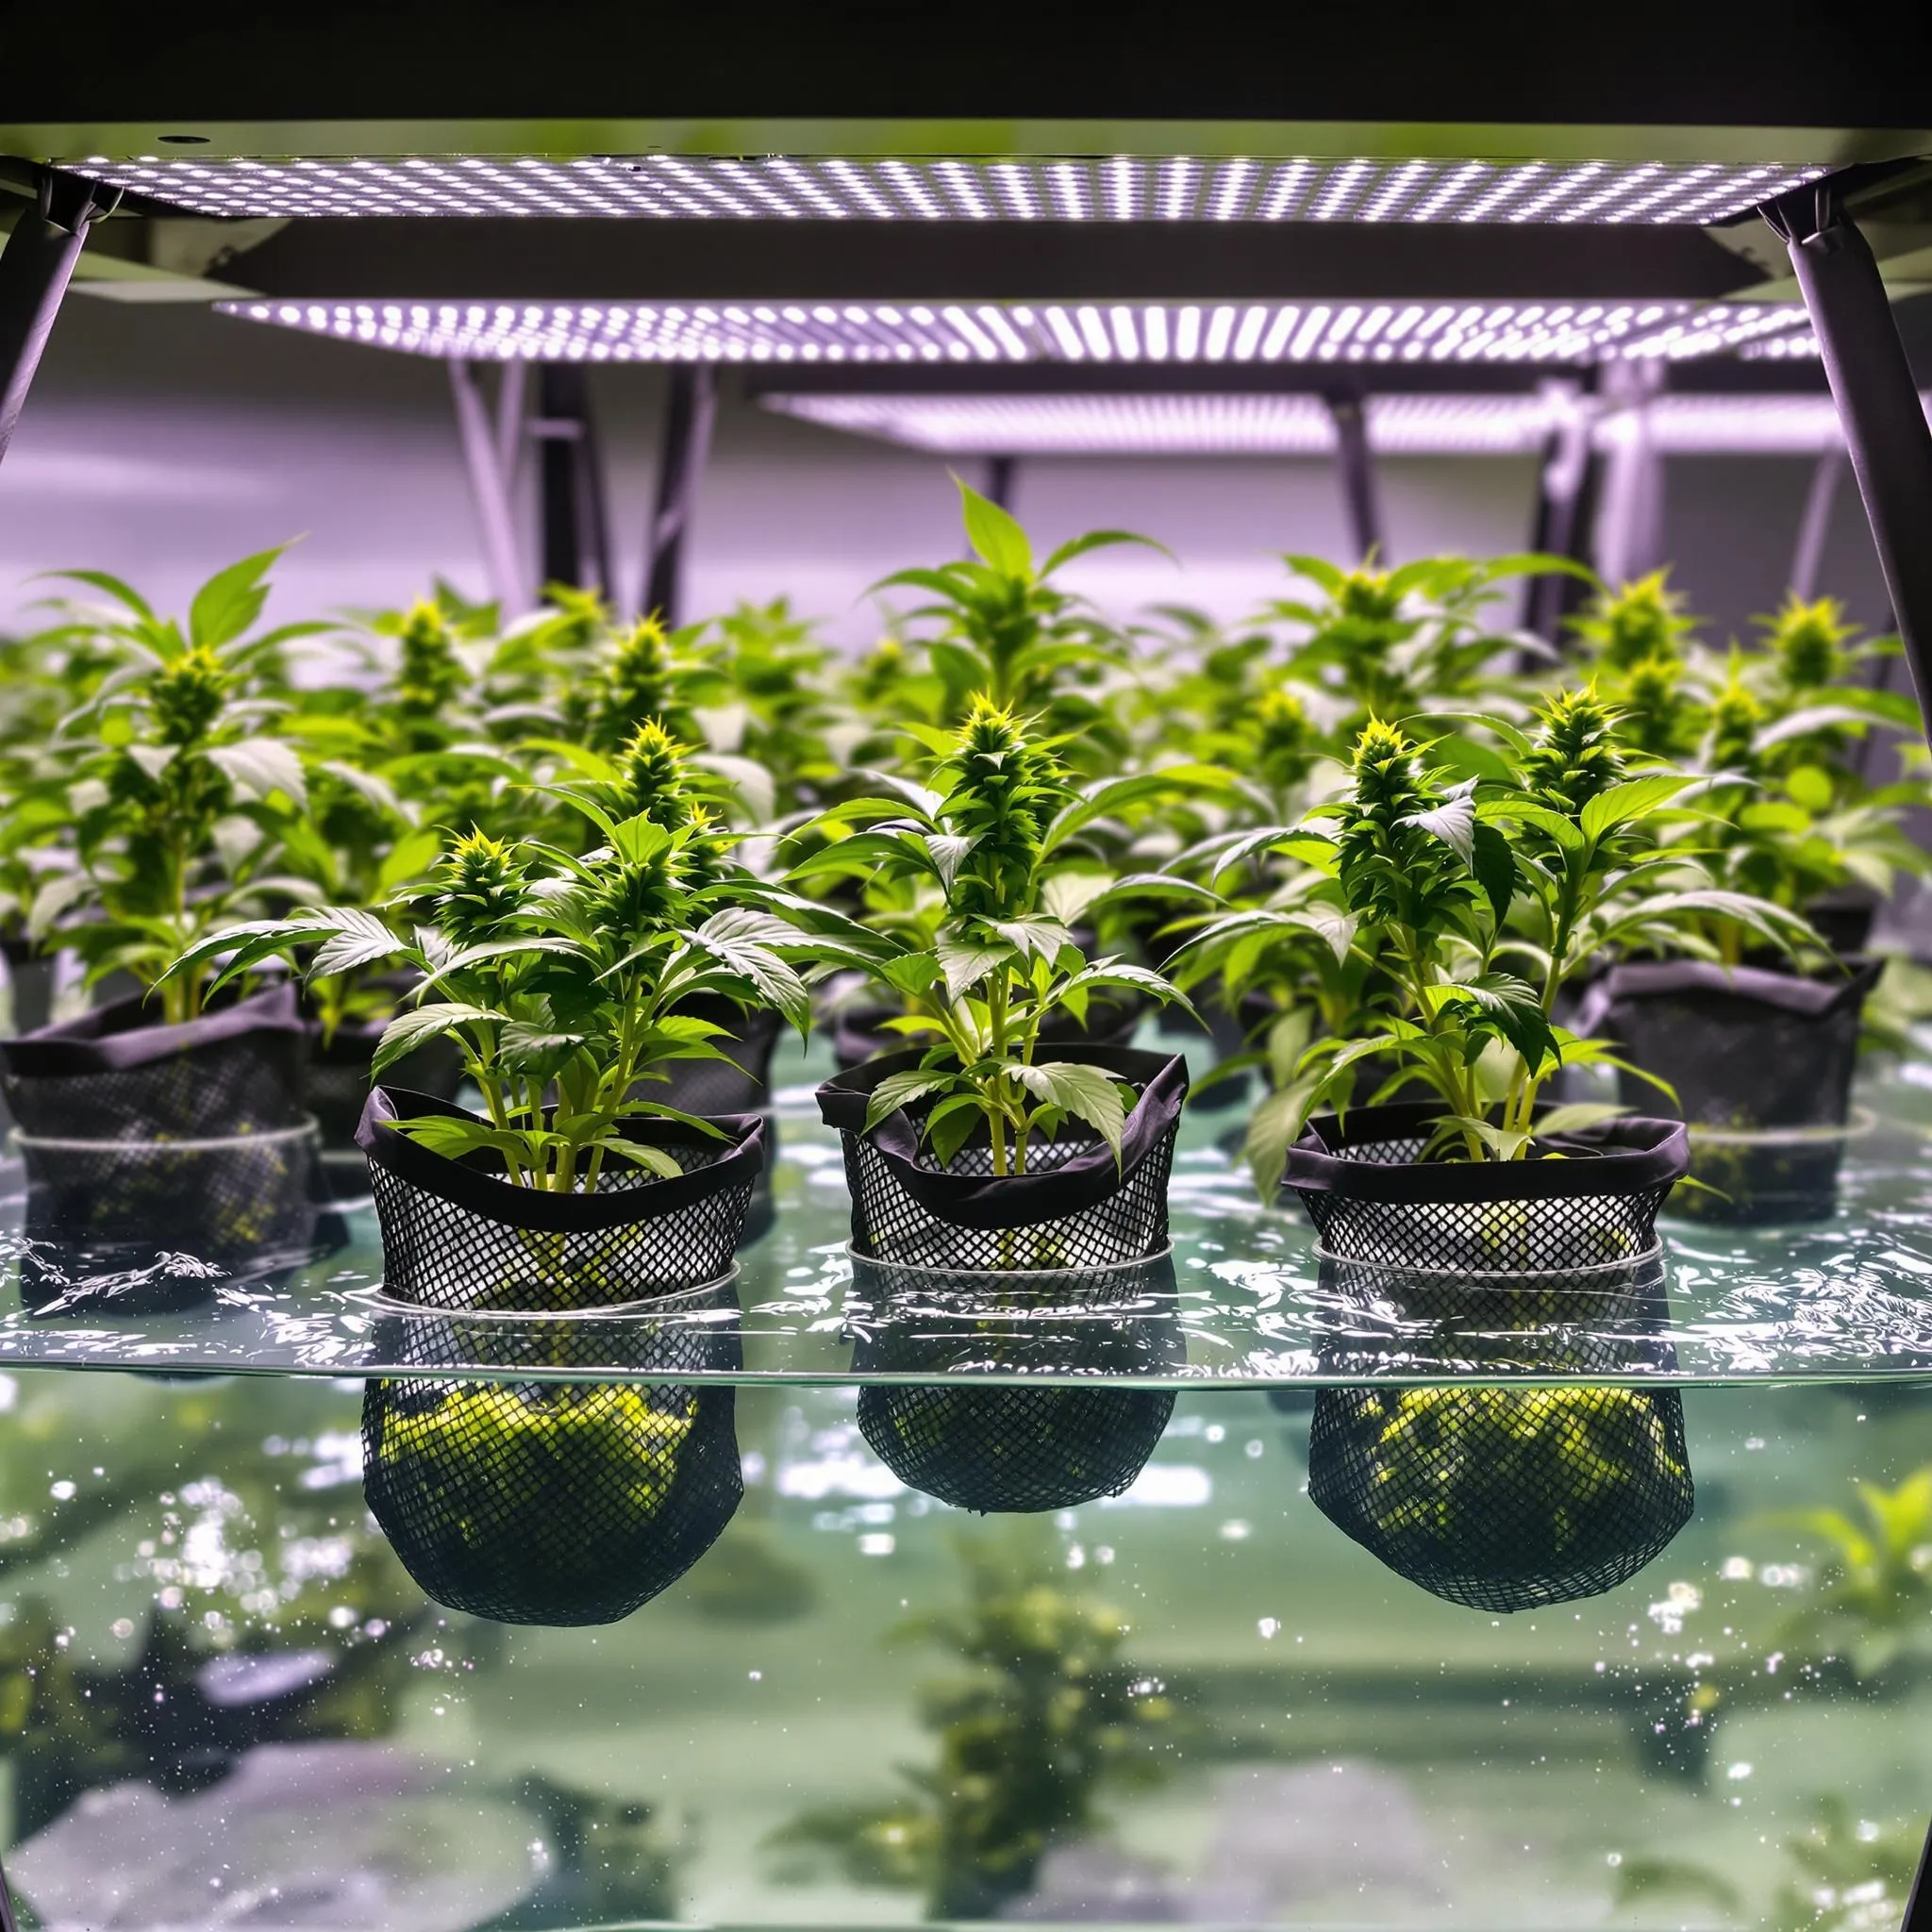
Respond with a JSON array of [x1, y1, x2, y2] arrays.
[[358, 1087, 763, 1314], [1307, 1382, 1695, 1612], [655, 997, 785, 1116], [1284, 1101, 1687, 1279], [362, 1305, 744, 1625], [846, 1252, 1182, 1513], [0, 982, 308, 1140], [1602, 958, 1883, 1224], [818, 1046, 1187, 1271], [12, 1119, 330, 1313]]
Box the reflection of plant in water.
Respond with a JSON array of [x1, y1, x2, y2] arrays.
[[1609, 1799, 1922, 1932], [769, 1527, 1175, 1920], [1773, 1468, 1932, 1679]]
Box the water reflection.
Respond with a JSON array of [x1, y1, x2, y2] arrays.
[[362, 1286, 745, 1624], [845, 1254, 1183, 1512]]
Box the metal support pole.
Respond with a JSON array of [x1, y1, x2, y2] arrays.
[[0, 170, 119, 469], [1592, 358, 1666, 590], [1524, 381, 1598, 641], [642, 363, 718, 627], [1323, 390, 1384, 562], [1766, 182, 1932, 737], [448, 358, 529, 618], [533, 363, 611, 601], [1789, 443, 1847, 601], [984, 453, 1018, 512]]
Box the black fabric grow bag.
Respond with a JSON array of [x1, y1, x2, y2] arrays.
[[1285, 1101, 1687, 1276], [0, 981, 308, 1139], [302, 1012, 463, 1150], [846, 1251, 1181, 1512], [0, 983, 323, 1308], [656, 996, 785, 1115], [363, 1303, 743, 1625], [1600, 956, 1883, 1224], [818, 1045, 1188, 1272], [1307, 1382, 1694, 1613], [357, 1086, 763, 1314]]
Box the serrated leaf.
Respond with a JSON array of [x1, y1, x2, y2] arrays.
[[864, 1069, 958, 1135], [1469, 821, 1518, 924], [957, 478, 1033, 576], [207, 736, 307, 808], [189, 547, 281, 649], [1578, 774, 1695, 841], [990, 917, 1074, 962], [372, 1002, 504, 1074], [936, 939, 1012, 1004], [601, 1137, 686, 1180], [306, 907, 404, 980], [1398, 786, 1475, 865], [1245, 1078, 1321, 1201], [1017, 1061, 1127, 1165]]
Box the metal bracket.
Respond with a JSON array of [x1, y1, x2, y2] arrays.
[[1323, 388, 1383, 562], [1764, 180, 1932, 744], [536, 363, 612, 602], [1591, 358, 1666, 591], [0, 168, 120, 467], [642, 364, 718, 626], [447, 358, 530, 617], [984, 453, 1018, 512], [1789, 442, 1847, 603], [1524, 379, 1599, 641]]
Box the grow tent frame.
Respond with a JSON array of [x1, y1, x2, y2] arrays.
[[4, 19, 1932, 1913]]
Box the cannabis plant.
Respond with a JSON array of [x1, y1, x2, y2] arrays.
[[876, 483, 1154, 774], [167, 723, 850, 1190], [790, 701, 1204, 1173], [1183, 690, 1808, 1191], [15, 551, 326, 1023]]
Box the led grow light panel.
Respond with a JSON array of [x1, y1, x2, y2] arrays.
[[217, 298, 1816, 366], [75, 154, 1826, 225], [761, 391, 1864, 457]]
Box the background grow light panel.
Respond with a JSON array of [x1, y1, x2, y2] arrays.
[[73, 154, 1827, 224], [760, 391, 1877, 457], [216, 299, 1817, 366]]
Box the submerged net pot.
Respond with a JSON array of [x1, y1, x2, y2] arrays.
[[0, 982, 308, 1140], [1284, 1101, 1687, 1278], [848, 1252, 1182, 1512], [818, 1046, 1187, 1271], [13, 1119, 329, 1312], [358, 1086, 763, 1313], [1307, 1383, 1695, 1612], [1602, 958, 1884, 1224], [1308, 1251, 1680, 1381], [363, 1313, 743, 1625], [656, 997, 785, 1116]]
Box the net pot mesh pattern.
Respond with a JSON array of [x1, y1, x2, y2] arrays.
[[848, 1256, 1184, 1513], [1307, 1383, 1695, 1612], [0, 984, 308, 1141], [13, 1122, 328, 1311], [1604, 958, 1882, 1224], [818, 1045, 1188, 1272], [358, 1086, 762, 1314], [363, 1315, 743, 1625], [1284, 1102, 1687, 1276]]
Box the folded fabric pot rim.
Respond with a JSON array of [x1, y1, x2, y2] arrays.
[[1685, 1106, 1879, 1149], [11, 1115, 321, 1155], [818, 1043, 1189, 1233], [0, 980, 303, 1078], [357, 1084, 765, 1235], [1596, 954, 1885, 1023], [1287, 1101, 1689, 1204]]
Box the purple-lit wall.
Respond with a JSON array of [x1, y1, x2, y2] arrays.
[[0, 296, 1890, 652]]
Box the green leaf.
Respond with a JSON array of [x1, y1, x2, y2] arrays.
[[864, 1070, 958, 1134], [206, 736, 307, 808], [1040, 527, 1167, 576], [1016, 1061, 1128, 1165], [375, 825, 444, 896], [1578, 774, 1695, 841], [1398, 787, 1476, 865], [1480, 796, 1585, 853], [989, 917, 1074, 962], [1245, 1078, 1321, 1201], [601, 1137, 686, 1180], [936, 939, 1012, 1005], [1468, 822, 1518, 924], [372, 1002, 505, 1074], [307, 907, 403, 980], [1532, 1103, 1631, 1139], [189, 547, 283, 649], [956, 478, 1033, 576]]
